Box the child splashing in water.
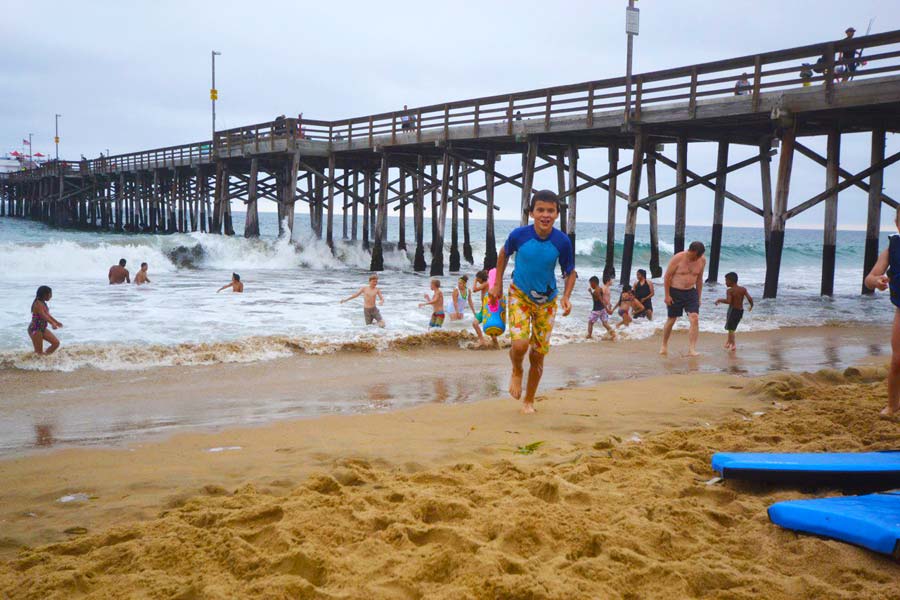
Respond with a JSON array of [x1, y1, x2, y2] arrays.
[[447, 275, 470, 321], [28, 286, 63, 355]]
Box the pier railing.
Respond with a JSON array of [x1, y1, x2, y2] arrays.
[[9, 29, 900, 180]]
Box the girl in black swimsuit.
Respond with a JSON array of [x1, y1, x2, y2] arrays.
[[633, 269, 654, 320]]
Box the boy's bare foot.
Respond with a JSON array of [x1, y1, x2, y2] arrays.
[[586, 334, 592, 339], [520, 401, 536, 414], [881, 405, 898, 417], [509, 366, 523, 400], [659, 345, 668, 355], [687, 350, 700, 357]]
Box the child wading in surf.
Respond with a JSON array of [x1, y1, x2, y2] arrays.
[[341, 274, 385, 327], [715, 271, 753, 352], [447, 275, 470, 321], [491, 189, 576, 414], [28, 285, 63, 355], [587, 275, 615, 340], [864, 206, 900, 416], [217, 273, 244, 293], [420, 279, 445, 328]]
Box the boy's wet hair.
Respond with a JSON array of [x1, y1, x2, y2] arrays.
[[459, 275, 468, 282], [233, 273, 241, 281], [637, 269, 647, 278], [368, 274, 378, 281], [688, 241, 706, 256], [431, 279, 441, 287], [603, 273, 613, 284], [529, 189, 560, 212], [475, 270, 488, 281], [589, 275, 600, 285], [622, 284, 633, 293], [141, 262, 148, 268], [119, 258, 127, 266], [725, 272, 738, 283], [36, 285, 52, 301]]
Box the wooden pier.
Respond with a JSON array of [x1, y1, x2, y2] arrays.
[[3, 31, 900, 297]]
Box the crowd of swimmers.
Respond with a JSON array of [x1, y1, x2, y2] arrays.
[[23, 188, 899, 418]]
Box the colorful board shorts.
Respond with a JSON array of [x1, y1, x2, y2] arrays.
[[507, 284, 558, 355], [725, 307, 744, 332], [430, 311, 445, 328], [588, 309, 609, 325], [364, 306, 383, 325]]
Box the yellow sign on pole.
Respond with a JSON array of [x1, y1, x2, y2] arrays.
[[54, 136, 60, 144], [210, 89, 218, 101]]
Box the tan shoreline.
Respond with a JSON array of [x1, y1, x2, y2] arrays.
[[2, 366, 899, 598]]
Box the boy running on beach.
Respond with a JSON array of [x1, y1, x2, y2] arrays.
[[419, 279, 445, 328], [490, 189, 576, 414], [587, 275, 616, 340], [134, 262, 150, 285], [864, 206, 900, 416], [715, 271, 753, 352], [217, 273, 244, 293], [341, 274, 385, 327]]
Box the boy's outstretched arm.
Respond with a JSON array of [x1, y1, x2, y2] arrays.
[[341, 287, 364, 304], [745, 289, 754, 310], [865, 248, 890, 291], [217, 283, 232, 293]]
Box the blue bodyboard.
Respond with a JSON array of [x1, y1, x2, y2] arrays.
[[711, 451, 900, 488], [768, 492, 900, 559]]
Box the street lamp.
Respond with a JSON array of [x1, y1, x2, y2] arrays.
[[624, 1, 640, 121], [28, 132, 33, 164], [211, 51, 222, 146], [54, 114, 61, 161]]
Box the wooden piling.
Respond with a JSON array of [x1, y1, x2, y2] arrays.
[[370, 155, 390, 271], [342, 172, 349, 240], [646, 153, 662, 278], [484, 150, 498, 270], [759, 137, 774, 261], [674, 137, 688, 254], [620, 132, 645, 286], [430, 160, 438, 246], [351, 170, 359, 242], [414, 155, 427, 271], [566, 144, 578, 250], [327, 152, 336, 249], [706, 140, 729, 283], [430, 152, 452, 276], [245, 158, 260, 238], [398, 167, 407, 251], [449, 158, 461, 272], [462, 166, 473, 264], [605, 146, 619, 270], [557, 150, 567, 233], [862, 126, 886, 295], [362, 170, 371, 250], [763, 127, 795, 299], [820, 128, 840, 296], [520, 140, 537, 225]]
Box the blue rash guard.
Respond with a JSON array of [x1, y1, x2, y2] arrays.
[[503, 225, 575, 304]]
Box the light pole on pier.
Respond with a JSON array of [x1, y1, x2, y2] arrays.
[[54, 114, 61, 161], [211, 51, 221, 147], [624, 0, 640, 122], [28, 132, 33, 164]]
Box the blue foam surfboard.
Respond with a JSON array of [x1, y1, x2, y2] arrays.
[[768, 492, 900, 559], [711, 451, 900, 488]]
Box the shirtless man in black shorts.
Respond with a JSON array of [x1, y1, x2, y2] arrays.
[[660, 241, 707, 357]]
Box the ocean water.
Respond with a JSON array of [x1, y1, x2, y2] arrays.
[[0, 213, 893, 371]]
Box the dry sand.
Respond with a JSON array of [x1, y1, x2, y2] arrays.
[[1, 366, 898, 599]]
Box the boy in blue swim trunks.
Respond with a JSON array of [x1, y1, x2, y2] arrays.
[[490, 190, 576, 414]]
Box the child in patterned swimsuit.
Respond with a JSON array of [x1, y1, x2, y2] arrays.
[[28, 285, 63, 355], [419, 279, 445, 328]]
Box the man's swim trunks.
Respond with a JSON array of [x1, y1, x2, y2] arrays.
[[364, 306, 382, 325], [666, 287, 700, 318], [508, 284, 558, 355], [429, 311, 445, 328], [725, 307, 744, 332], [588, 309, 609, 325]]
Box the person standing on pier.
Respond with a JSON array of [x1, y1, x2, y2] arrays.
[[659, 241, 706, 357], [490, 190, 576, 414], [108, 259, 130, 284], [863, 207, 900, 416]]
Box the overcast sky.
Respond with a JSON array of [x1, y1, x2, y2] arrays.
[[2, 0, 898, 229]]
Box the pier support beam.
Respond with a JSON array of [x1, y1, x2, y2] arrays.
[[244, 158, 260, 238], [820, 128, 840, 296], [351, 171, 359, 242], [605, 146, 619, 271], [759, 137, 774, 261], [674, 137, 688, 254], [371, 155, 389, 271], [430, 152, 452, 276], [764, 127, 796, 299], [621, 132, 645, 286], [706, 141, 729, 283], [647, 153, 662, 278], [566, 144, 578, 249], [326, 153, 336, 250], [484, 150, 498, 270], [862, 126, 886, 295], [462, 167, 473, 264], [449, 158, 461, 272], [557, 150, 567, 233], [414, 155, 427, 272], [520, 140, 537, 225], [362, 171, 371, 250], [398, 168, 407, 251]]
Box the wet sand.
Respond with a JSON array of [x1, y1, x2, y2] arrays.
[[0, 325, 888, 456], [1, 365, 898, 598]]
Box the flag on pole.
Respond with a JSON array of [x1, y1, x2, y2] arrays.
[[22, 139, 30, 145]]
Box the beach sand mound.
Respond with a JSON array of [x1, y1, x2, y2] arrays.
[[2, 369, 898, 599]]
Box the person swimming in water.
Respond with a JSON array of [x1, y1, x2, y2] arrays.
[[217, 273, 244, 293], [447, 275, 470, 321], [108, 258, 130, 284], [28, 285, 63, 355], [134, 262, 151, 285]]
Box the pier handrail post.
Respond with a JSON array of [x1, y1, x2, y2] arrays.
[[751, 55, 762, 112], [507, 97, 514, 136], [587, 82, 595, 127], [824, 43, 836, 104], [544, 89, 551, 131], [416, 108, 422, 143], [474, 101, 480, 138], [443, 105, 450, 140], [391, 114, 397, 145]]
